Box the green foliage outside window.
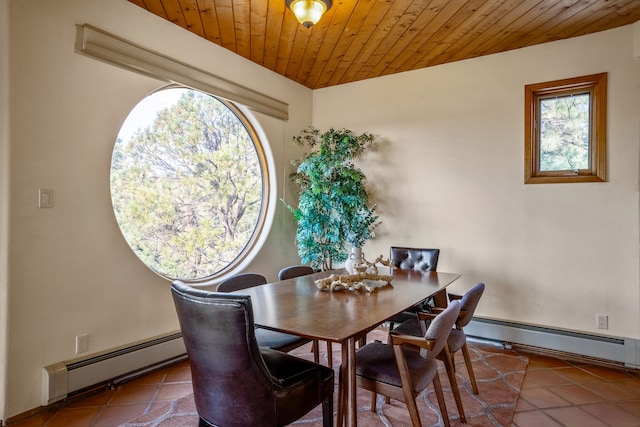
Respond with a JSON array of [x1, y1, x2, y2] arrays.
[[111, 88, 263, 280], [286, 127, 379, 271], [539, 94, 590, 171]]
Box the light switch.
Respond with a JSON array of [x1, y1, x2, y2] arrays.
[[39, 189, 53, 208]]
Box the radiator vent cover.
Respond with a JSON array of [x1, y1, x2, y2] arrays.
[[465, 317, 638, 367], [42, 332, 186, 405]]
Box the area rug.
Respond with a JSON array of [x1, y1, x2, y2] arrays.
[[121, 329, 528, 426]]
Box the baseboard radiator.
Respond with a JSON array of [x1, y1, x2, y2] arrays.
[[42, 332, 186, 405], [466, 317, 640, 369]]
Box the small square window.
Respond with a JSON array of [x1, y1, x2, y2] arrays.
[[525, 73, 607, 184]]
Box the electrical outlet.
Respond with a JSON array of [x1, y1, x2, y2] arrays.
[[76, 334, 89, 354], [596, 314, 608, 330]]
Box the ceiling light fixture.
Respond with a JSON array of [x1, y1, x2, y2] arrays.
[[286, 0, 332, 29]]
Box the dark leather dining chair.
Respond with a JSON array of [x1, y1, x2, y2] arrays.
[[217, 273, 317, 357], [393, 282, 486, 421], [352, 300, 462, 427], [278, 265, 315, 280], [216, 272, 268, 292], [387, 246, 441, 329], [277, 265, 325, 365], [171, 281, 334, 427], [391, 246, 440, 272]]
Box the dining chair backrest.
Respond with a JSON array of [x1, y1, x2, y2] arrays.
[[278, 265, 315, 280], [171, 281, 274, 425], [277, 264, 325, 365], [391, 246, 440, 272], [171, 280, 335, 427], [425, 299, 461, 358], [216, 273, 267, 292], [456, 282, 485, 328], [386, 246, 441, 330]]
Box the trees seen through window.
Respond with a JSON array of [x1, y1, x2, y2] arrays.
[[111, 88, 266, 281]]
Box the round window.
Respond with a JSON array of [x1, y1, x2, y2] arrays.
[[110, 87, 267, 281]]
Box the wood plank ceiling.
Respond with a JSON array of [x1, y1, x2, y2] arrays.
[[128, 0, 640, 89]]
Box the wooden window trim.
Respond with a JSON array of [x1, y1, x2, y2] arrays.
[[524, 73, 607, 184]]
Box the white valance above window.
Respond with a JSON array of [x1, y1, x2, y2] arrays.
[[75, 24, 289, 121]]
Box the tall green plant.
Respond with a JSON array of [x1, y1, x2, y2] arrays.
[[286, 127, 379, 271]]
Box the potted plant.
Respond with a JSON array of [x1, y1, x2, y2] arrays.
[[285, 127, 379, 271]]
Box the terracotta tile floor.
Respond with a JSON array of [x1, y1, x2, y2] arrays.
[[7, 343, 640, 426], [513, 350, 640, 427], [7, 360, 194, 427]]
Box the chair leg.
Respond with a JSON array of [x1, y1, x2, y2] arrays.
[[404, 394, 423, 427], [432, 373, 451, 427], [357, 333, 366, 347], [327, 341, 333, 368], [441, 346, 466, 423], [313, 339, 320, 364], [394, 349, 422, 427], [322, 395, 334, 427], [461, 342, 478, 394], [337, 364, 345, 427], [370, 392, 377, 412]]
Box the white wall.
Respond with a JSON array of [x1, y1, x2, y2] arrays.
[[314, 26, 640, 341], [5, 0, 312, 418]]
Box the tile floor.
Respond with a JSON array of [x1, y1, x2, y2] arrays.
[[512, 349, 640, 427], [7, 341, 640, 426]]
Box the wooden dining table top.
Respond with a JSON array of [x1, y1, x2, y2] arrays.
[[233, 268, 461, 343]]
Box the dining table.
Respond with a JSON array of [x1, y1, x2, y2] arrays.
[[232, 267, 461, 427]]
